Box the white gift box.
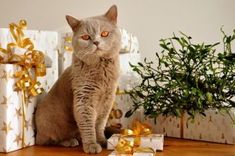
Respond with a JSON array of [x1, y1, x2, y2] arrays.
[[107, 94, 142, 129], [144, 109, 235, 144], [108, 151, 132, 156], [107, 134, 164, 151], [183, 109, 235, 144], [22, 30, 59, 92], [58, 32, 73, 75], [120, 28, 139, 54], [109, 151, 154, 156], [119, 53, 141, 91], [0, 28, 58, 152], [144, 116, 182, 138], [0, 28, 59, 93], [0, 64, 37, 152]]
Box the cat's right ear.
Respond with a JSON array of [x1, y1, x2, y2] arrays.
[[66, 15, 80, 32]]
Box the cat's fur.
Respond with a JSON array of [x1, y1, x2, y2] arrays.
[[35, 5, 121, 154]]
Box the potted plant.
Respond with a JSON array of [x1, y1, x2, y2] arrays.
[[126, 29, 235, 123]]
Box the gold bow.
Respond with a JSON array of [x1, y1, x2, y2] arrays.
[[115, 121, 155, 155], [0, 20, 46, 147]]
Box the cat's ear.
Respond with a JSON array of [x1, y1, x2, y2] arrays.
[[104, 5, 118, 24], [66, 15, 80, 32]]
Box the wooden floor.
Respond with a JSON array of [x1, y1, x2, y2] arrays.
[[1, 137, 235, 156]]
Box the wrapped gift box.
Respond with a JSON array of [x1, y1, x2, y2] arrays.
[[22, 30, 59, 92], [120, 28, 139, 54], [0, 27, 58, 152], [107, 134, 164, 151], [143, 109, 235, 144], [143, 116, 182, 138], [183, 109, 235, 144], [0, 64, 37, 152], [107, 93, 142, 129], [58, 32, 73, 75], [0, 28, 59, 92], [109, 151, 154, 156]]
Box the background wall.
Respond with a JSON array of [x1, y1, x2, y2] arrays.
[[0, 0, 235, 61]]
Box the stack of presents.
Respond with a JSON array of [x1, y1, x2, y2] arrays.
[[0, 20, 234, 155]]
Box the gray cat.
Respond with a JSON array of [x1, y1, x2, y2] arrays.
[[35, 5, 121, 154]]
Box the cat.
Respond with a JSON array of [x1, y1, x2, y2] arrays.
[[35, 5, 121, 154]]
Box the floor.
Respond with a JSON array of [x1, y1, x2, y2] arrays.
[[0, 138, 235, 156]]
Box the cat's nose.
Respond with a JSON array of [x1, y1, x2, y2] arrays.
[[93, 41, 99, 46]]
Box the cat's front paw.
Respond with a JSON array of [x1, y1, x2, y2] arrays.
[[83, 143, 102, 154]]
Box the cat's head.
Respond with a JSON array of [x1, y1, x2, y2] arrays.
[[66, 5, 121, 64]]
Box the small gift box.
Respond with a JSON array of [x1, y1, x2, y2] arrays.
[[109, 151, 132, 156], [107, 121, 164, 153], [109, 151, 154, 156], [107, 134, 164, 151]]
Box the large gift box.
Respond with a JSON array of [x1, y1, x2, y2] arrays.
[[0, 65, 38, 152], [0, 21, 58, 152], [58, 32, 72, 75], [183, 109, 235, 144], [144, 109, 235, 144]]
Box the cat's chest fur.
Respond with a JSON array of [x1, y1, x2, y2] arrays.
[[71, 57, 119, 95]]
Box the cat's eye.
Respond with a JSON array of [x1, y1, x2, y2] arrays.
[[81, 35, 90, 40], [101, 31, 109, 37]]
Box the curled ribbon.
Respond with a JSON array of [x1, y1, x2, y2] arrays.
[[114, 121, 155, 155], [0, 20, 46, 147]]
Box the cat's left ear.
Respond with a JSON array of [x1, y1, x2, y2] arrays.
[[66, 15, 80, 32], [104, 5, 118, 24]]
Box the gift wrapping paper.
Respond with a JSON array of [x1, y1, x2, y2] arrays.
[[183, 109, 235, 144], [107, 134, 164, 151], [22, 30, 59, 92], [0, 28, 58, 152], [120, 28, 139, 54], [144, 109, 235, 144], [0, 28, 59, 92], [143, 115, 182, 138], [0, 64, 37, 152], [58, 32, 73, 75]]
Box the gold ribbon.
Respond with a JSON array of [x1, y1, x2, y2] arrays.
[[116, 87, 126, 95], [64, 36, 73, 52], [0, 20, 46, 147], [114, 121, 155, 155]]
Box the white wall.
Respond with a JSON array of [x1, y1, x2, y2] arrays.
[[0, 0, 235, 61]]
